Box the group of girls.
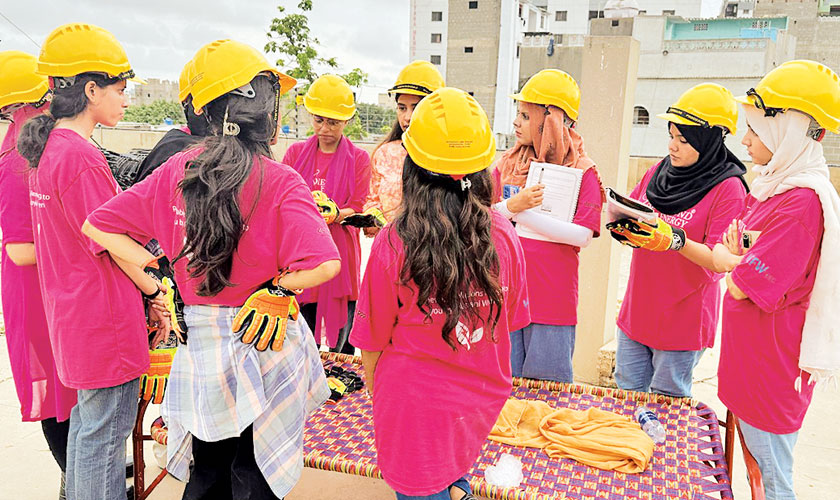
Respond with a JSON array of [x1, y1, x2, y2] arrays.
[[1, 21, 839, 500], [607, 61, 840, 500]]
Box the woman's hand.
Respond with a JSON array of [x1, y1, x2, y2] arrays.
[[505, 184, 545, 214], [147, 305, 171, 348], [722, 219, 746, 256]]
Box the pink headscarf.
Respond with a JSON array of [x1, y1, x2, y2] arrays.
[[495, 102, 604, 202]]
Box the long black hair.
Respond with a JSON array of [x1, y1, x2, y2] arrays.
[[393, 157, 503, 349], [18, 72, 122, 167], [175, 75, 277, 296]]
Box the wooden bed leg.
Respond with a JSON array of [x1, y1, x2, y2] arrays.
[[724, 410, 735, 478]]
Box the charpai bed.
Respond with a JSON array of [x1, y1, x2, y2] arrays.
[[304, 352, 733, 500]]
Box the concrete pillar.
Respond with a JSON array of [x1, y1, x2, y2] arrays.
[[573, 35, 639, 384]]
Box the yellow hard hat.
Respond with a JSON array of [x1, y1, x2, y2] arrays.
[[657, 83, 738, 134], [0, 51, 50, 110], [403, 87, 496, 176], [178, 59, 193, 102], [304, 74, 356, 121], [36, 23, 144, 83], [510, 69, 580, 121], [389, 60, 445, 97], [190, 39, 296, 111], [735, 59, 840, 133]]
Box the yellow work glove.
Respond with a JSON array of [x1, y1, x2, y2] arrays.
[[232, 276, 300, 352], [139, 348, 176, 404], [606, 218, 686, 252], [312, 190, 339, 224], [341, 207, 387, 228]]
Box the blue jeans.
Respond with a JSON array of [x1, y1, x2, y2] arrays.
[[510, 324, 575, 383], [66, 378, 139, 500], [395, 477, 470, 500], [739, 419, 798, 500], [614, 329, 703, 398]]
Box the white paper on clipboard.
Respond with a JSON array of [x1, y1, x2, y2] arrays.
[[515, 162, 583, 242]]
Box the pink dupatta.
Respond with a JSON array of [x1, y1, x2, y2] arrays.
[[291, 135, 361, 347]]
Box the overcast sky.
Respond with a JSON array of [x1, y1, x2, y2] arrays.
[[0, 1, 722, 102]]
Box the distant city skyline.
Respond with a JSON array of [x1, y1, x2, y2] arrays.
[[0, 1, 723, 102]]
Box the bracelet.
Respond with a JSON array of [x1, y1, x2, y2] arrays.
[[142, 287, 162, 300]]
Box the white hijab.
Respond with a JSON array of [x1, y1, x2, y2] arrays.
[[744, 105, 840, 389]]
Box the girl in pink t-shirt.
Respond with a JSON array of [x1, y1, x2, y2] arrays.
[[607, 84, 748, 398], [85, 42, 340, 498], [283, 74, 371, 355], [492, 69, 604, 383], [712, 60, 840, 500], [0, 50, 77, 496], [363, 60, 445, 235], [351, 88, 530, 499], [16, 24, 168, 500]]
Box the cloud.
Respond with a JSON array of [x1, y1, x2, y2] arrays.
[[0, 0, 409, 98]]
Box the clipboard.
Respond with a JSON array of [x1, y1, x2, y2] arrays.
[[515, 162, 583, 242]]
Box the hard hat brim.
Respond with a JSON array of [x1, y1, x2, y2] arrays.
[[734, 95, 754, 106], [129, 76, 147, 85], [656, 112, 697, 126], [303, 100, 355, 121]]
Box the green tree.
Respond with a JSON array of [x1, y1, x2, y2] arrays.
[[265, 1, 369, 89], [123, 100, 185, 125], [355, 102, 396, 136]]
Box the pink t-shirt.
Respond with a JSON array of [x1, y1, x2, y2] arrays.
[[617, 164, 747, 350], [350, 211, 530, 496], [29, 129, 148, 390], [494, 167, 603, 325], [88, 148, 340, 305], [718, 188, 823, 434], [282, 140, 370, 306], [0, 111, 76, 421]]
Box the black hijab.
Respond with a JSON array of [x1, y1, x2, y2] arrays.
[[646, 123, 748, 215]]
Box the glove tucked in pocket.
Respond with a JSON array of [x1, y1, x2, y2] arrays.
[[232, 276, 300, 352], [139, 348, 176, 404]]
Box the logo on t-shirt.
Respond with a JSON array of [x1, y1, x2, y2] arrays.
[[455, 321, 484, 350]]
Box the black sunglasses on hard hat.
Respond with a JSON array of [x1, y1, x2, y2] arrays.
[[746, 88, 782, 117]]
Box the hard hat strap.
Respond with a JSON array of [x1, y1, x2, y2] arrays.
[[665, 107, 711, 128], [390, 83, 433, 95]]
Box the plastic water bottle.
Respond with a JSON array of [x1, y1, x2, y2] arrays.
[[635, 406, 666, 444]]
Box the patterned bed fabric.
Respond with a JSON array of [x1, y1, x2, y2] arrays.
[[304, 353, 734, 500], [162, 305, 329, 498]]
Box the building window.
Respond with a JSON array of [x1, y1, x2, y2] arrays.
[[832, 6, 840, 16], [633, 106, 650, 126], [468, 1, 478, 9], [662, 9, 675, 15], [725, 3, 738, 17], [639, 9, 646, 15], [430, 55, 442, 65], [555, 10, 567, 21], [431, 11, 443, 21], [431, 33, 442, 43], [516, 45, 520, 58], [588, 10, 604, 19], [611, 19, 620, 26], [752, 20, 770, 28], [464, 46, 474, 53], [694, 23, 708, 31], [468, 91, 475, 96]]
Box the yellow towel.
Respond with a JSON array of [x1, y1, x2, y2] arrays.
[[489, 399, 654, 474]]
